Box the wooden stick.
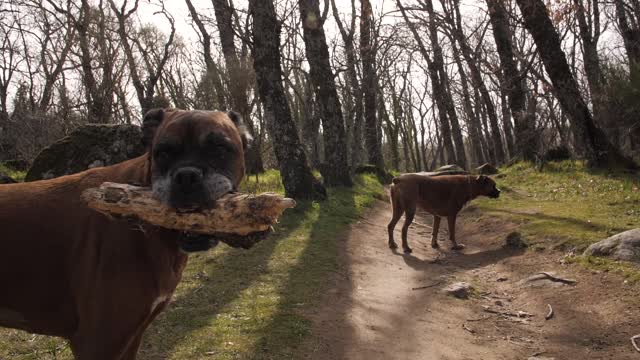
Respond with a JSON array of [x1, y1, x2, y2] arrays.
[[631, 334, 640, 353], [82, 182, 296, 236], [483, 306, 534, 318], [462, 323, 476, 334], [545, 304, 554, 320], [411, 280, 443, 290], [537, 272, 577, 285]]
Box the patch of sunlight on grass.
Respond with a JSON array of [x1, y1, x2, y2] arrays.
[[136, 173, 384, 359], [476, 160, 639, 249], [0, 171, 384, 360]]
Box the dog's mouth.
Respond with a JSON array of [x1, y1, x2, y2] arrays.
[[178, 233, 219, 253], [489, 189, 501, 198], [152, 172, 234, 211]]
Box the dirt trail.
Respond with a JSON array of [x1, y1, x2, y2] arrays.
[[301, 199, 640, 360]]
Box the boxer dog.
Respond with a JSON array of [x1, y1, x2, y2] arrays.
[[387, 174, 500, 253], [0, 109, 253, 359]]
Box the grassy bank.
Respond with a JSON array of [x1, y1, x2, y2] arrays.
[[0, 172, 385, 359], [476, 161, 640, 279]]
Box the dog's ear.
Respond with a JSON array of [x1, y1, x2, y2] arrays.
[[226, 110, 253, 151], [142, 108, 165, 149]]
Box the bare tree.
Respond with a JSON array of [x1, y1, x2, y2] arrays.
[[397, 0, 459, 166], [248, 0, 326, 199], [361, 0, 384, 168], [209, 0, 265, 173], [109, 0, 175, 115], [516, 0, 636, 168], [487, 0, 537, 161], [299, 0, 352, 186]]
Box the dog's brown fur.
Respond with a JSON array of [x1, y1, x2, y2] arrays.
[[387, 174, 500, 253], [0, 109, 247, 359]]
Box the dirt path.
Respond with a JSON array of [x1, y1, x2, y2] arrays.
[[301, 199, 640, 360]]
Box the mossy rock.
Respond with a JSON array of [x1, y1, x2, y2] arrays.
[[477, 163, 499, 175], [25, 124, 145, 182]]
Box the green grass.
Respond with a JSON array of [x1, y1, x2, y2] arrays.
[[0, 172, 385, 360], [477, 161, 639, 249], [476, 160, 640, 281], [0, 163, 26, 182]]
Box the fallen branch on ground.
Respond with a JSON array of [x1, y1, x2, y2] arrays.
[[545, 304, 554, 320], [537, 272, 577, 285], [483, 306, 534, 318], [632, 334, 640, 353], [82, 182, 296, 238], [466, 316, 491, 322], [462, 323, 476, 334], [411, 280, 443, 290]]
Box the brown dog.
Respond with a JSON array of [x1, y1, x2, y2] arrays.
[[387, 174, 500, 253], [0, 109, 252, 359]]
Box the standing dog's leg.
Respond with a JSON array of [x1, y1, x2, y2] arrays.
[[447, 214, 465, 250], [401, 203, 416, 254], [120, 334, 144, 360], [431, 215, 441, 248], [387, 187, 404, 249]]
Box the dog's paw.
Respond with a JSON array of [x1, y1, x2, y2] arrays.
[[451, 243, 466, 251], [389, 241, 398, 249], [403, 247, 413, 254]]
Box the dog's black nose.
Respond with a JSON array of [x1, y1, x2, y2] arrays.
[[173, 167, 203, 189]]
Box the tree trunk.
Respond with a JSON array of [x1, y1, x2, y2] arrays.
[[208, 0, 265, 174], [445, 1, 503, 164], [299, 0, 352, 186], [361, 0, 384, 168], [487, 0, 536, 161], [249, 0, 326, 199], [450, 39, 485, 166], [574, 0, 605, 122], [516, 0, 636, 168], [615, 0, 640, 71], [423, 0, 466, 167], [331, 0, 364, 170]]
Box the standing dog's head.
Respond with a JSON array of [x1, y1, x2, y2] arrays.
[[475, 175, 501, 199], [142, 109, 252, 210]]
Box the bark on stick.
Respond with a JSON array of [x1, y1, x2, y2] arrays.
[[82, 182, 296, 236]]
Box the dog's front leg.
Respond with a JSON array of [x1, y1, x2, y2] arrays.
[[447, 215, 465, 250], [431, 216, 441, 248]]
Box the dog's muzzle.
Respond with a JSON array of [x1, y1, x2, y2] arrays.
[[490, 189, 501, 198]]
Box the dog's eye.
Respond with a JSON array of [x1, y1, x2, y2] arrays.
[[208, 142, 234, 155], [154, 144, 179, 161]]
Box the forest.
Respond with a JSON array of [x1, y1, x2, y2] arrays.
[[1, 0, 640, 359], [1, 0, 639, 198]]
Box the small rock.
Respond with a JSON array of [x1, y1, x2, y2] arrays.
[[496, 276, 508, 282], [443, 282, 473, 299], [583, 229, 640, 263], [505, 232, 528, 249], [528, 357, 555, 360], [494, 300, 504, 306]]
